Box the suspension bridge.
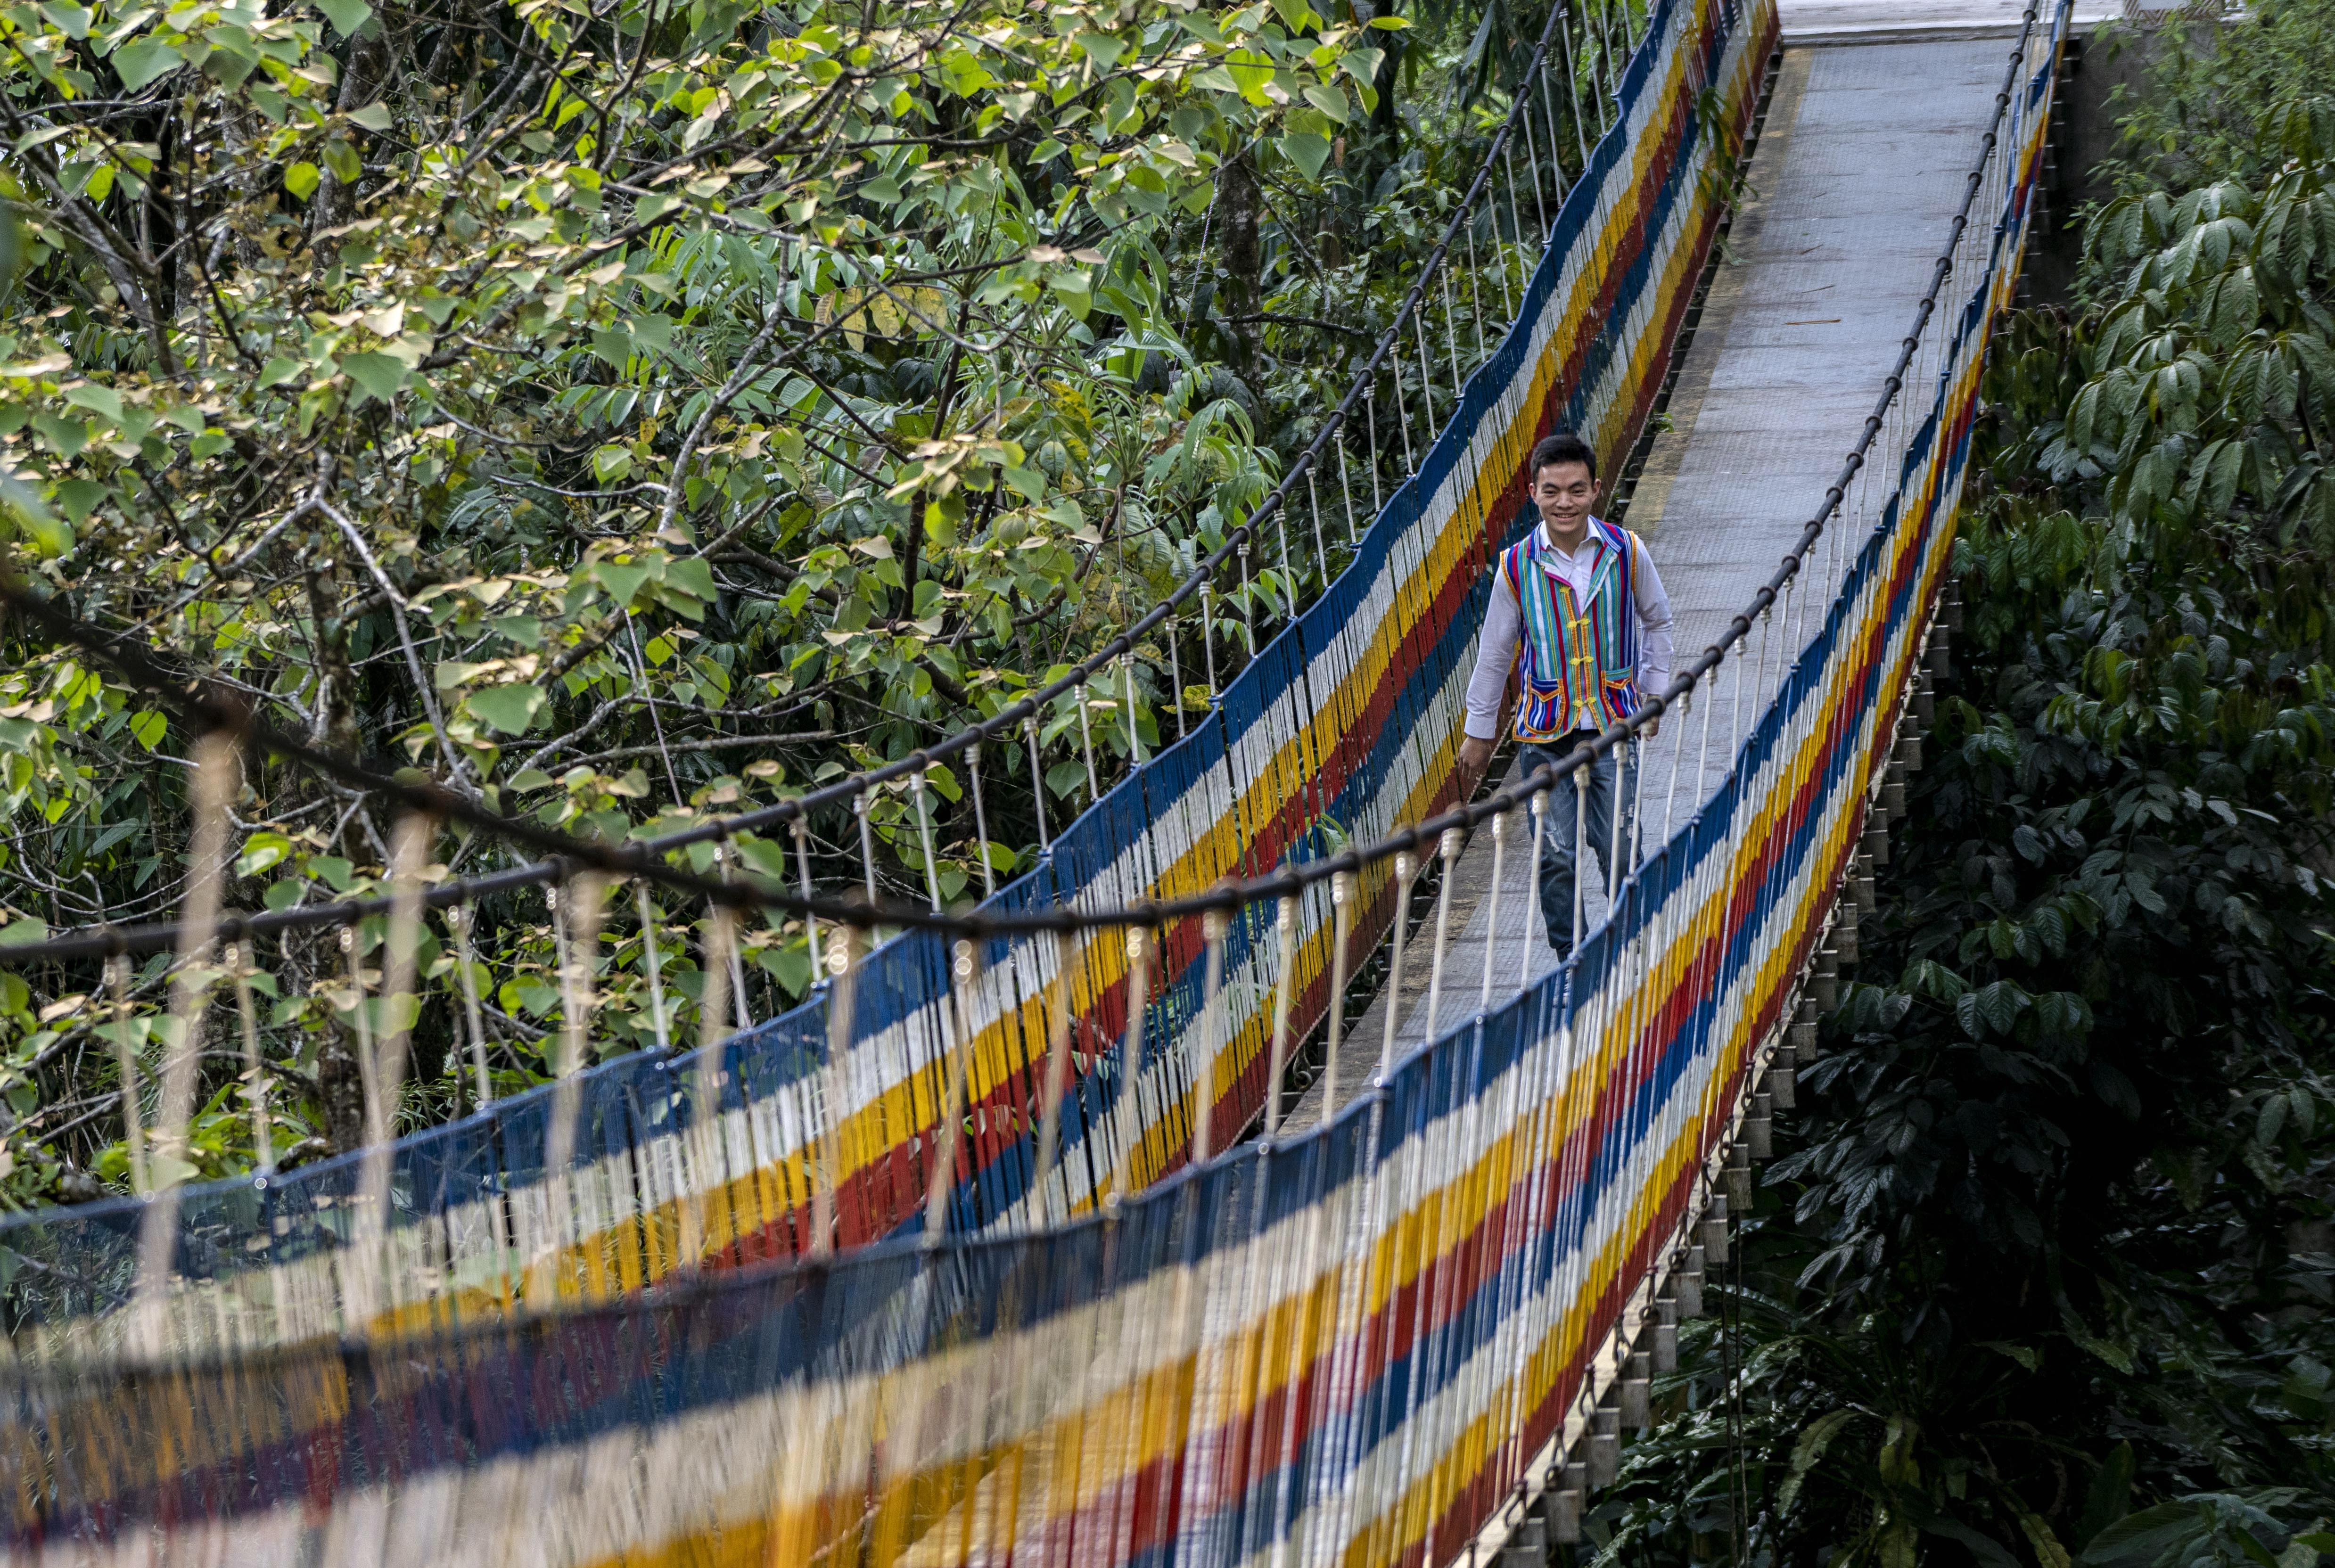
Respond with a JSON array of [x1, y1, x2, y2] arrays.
[[0, 0, 2070, 1561]]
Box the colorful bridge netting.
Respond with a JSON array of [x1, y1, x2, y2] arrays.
[[0, 5, 2070, 1564], [0, 0, 1775, 1360]]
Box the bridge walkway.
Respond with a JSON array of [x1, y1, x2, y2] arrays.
[[1294, 32, 2033, 1122]]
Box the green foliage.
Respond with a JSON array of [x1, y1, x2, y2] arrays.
[[0, 0, 1582, 1200], [2094, 1, 2335, 203]]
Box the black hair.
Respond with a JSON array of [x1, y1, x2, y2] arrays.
[[1529, 431, 1597, 481]]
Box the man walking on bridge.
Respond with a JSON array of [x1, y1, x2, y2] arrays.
[[1455, 431, 1675, 959]]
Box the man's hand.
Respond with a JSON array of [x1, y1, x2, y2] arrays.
[[1457, 734, 1497, 800]]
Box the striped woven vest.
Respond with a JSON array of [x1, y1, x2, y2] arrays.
[[1504, 517, 1644, 742]]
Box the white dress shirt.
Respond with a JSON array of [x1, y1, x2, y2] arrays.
[[1462, 517, 1676, 740]]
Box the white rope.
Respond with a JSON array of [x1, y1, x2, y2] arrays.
[[1605, 734, 1630, 909], [700, 906, 736, 1059], [715, 845, 754, 1038], [854, 788, 879, 902], [1663, 689, 1689, 850], [449, 904, 493, 1110], [1540, 48, 1570, 201], [809, 925, 857, 1257], [1077, 679, 1101, 804], [1505, 141, 1529, 271], [1193, 910, 1229, 1163], [345, 813, 433, 1332], [1424, 828, 1462, 1041], [1696, 663, 1718, 827], [1337, 439, 1361, 548], [1441, 262, 1466, 389], [1525, 790, 1549, 977], [1755, 606, 1777, 728], [1586, 0, 1617, 124], [913, 767, 944, 913], [1236, 544, 1256, 657], [1109, 928, 1152, 1200], [924, 939, 980, 1239], [1030, 929, 1077, 1225], [1627, 717, 1650, 874], [105, 954, 145, 1195], [676, 899, 731, 1281], [1198, 589, 1220, 700], [225, 943, 271, 1172], [1522, 74, 1553, 240], [1023, 717, 1051, 850], [1275, 483, 1295, 612], [1559, 2, 1593, 168], [1390, 350, 1418, 476], [139, 732, 237, 1280], [1570, 767, 1589, 956], [636, 883, 671, 1056], [1463, 218, 1489, 357], [771, 814, 815, 980], [1729, 634, 1748, 771], [1307, 467, 1330, 592], [1414, 306, 1439, 432], [1322, 870, 1356, 1123], [968, 742, 997, 900], [1266, 895, 1297, 1135], [1479, 809, 1507, 1012], [1379, 851, 1417, 1081], [535, 871, 606, 1310], [1166, 612, 1189, 741], [345, 921, 378, 1167], [1785, 556, 1807, 681]]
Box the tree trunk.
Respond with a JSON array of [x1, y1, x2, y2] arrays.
[[304, 549, 362, 755], [1218, 149, 1263, 371], [314, 29, 390, 243]]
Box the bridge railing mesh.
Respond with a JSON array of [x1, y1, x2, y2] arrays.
[[0, 0, 1775, 1357], [0, 2, 2073, 1564]]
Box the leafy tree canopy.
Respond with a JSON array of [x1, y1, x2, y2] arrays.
[[0, 0, 1602, 1194]]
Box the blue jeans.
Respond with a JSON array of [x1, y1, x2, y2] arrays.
[[1519, 737, 1636, 957]]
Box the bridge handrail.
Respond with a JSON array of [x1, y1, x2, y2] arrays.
[[0, 0, 1780, 1357]]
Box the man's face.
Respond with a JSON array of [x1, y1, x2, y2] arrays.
[[1532, 460, 1598, 535]]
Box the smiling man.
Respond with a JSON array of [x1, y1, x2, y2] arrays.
[[1455, 431, 1675, 959]]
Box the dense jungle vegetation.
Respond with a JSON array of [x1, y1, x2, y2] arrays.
[[1589, 10, 2335, 1568], [0, 0, 1626, 1198]]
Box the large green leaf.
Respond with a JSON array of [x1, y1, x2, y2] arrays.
[[1281, 131, 1332, 181], [593, 561, 656, 607], [467, 684, 547, 736], [340, 352, 408, 403], [110, 38, 181, 89], [315, 0, 373, 37]]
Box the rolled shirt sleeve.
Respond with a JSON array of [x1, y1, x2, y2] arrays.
[[1631, 535, 1675, 701], [1464, 555, 1523, 740]]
